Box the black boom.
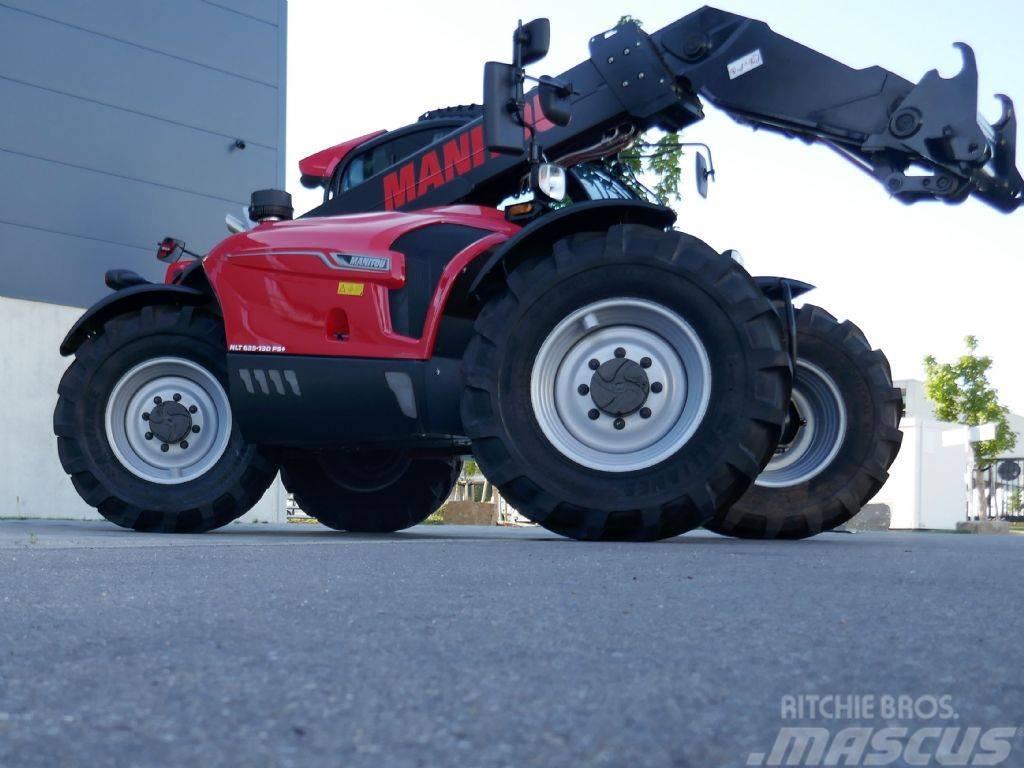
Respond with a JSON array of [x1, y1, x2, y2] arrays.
[[308, 6, 1021, 218]]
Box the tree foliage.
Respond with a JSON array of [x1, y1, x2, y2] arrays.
[[614, 16, 685, 202], [923, 336, 1016, 464]]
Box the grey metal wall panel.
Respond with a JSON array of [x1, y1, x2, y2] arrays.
[[0, 0, 280, 85], [0, 0, 285, 308], [0, 78, 277, 204], [201, 0, 280, 26], [0, 5, 279, 147], [0, 151, 246, 256], [0, 223, 159, 307]]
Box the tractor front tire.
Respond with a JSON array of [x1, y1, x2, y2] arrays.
[[53, 306, 279, 533], [706, 304, 903, 539], [281, 450, 461, 533], [461, 224, 792, 541]]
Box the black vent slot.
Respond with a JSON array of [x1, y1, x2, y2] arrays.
[[389, 224, 490, 338]]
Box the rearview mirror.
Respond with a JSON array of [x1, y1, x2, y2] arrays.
[[483, 61, 525, 155], [516, 18, 550, 67], [538, 76, 572, 127], [696, 152, 710, 198]]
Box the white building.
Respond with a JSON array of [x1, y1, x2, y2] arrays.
[[877, 379, 1024, 530]]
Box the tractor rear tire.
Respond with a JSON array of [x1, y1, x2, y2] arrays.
[[281, 450, 461, 533], [53, 306, 279, 533], [706, 304, 903, 539], [461, 224, 792, 541]]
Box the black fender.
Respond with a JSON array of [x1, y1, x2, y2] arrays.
[[467, 200, 677, 296], [59, 282, 211, 356], [752, 275, 816, 366]]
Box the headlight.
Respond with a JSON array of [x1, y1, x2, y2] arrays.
[[531, 163, 566, 202]]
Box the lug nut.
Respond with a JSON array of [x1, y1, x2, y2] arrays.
[[188, 405, 198, 414], [613, 418, 626, 430], [192, 425, 201, 433], [588, 409, 600, 420], [640, 407, 652, 419], [614, 347, 626, 358], [173, 393, 182, 402], [578, 384, 590, 396], [651, 382, 663, 393], [154, 396, 162, 405], [144, 432, 153, 440], [640, 357, 652, 368], [180, 440, 189, 449], [142, 413, 150, 421], [588, 359, 600, 370], [160, 443, 169, 452]]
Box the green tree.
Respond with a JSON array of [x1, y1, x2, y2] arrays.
[[614, 16, 685, 202], [924, 336, 1016, 518]]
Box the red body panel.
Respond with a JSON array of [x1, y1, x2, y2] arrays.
[[201, 206, 520, 360], [297, 130, 386, 181]]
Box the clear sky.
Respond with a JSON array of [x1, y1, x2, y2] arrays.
[[286, 0, 1024, 411]]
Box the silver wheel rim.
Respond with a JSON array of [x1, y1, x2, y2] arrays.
[[104, 357, 232, 485], [757, 360, 847, 488], [530, 297, 712, 473]]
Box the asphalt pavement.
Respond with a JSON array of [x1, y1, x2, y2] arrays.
[[0, 520, 1021, 767]]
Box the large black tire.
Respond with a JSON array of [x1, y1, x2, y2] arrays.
[[281, 450, 462, 533], [461, 224, 792, 541], [53, 306, 279, 533], [706, 304, 903, 539]]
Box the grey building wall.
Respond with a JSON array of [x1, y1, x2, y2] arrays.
[[0, 0, 287, 308]]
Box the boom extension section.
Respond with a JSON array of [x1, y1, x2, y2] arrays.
[[654, 8, 1021, 211], [307, 6, 1021, 217]]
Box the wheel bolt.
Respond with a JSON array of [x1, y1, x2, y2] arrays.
[[173, 393, 182, 402], [180, 441, 189, 449], [588, 359, 600, 370], [144, 432, 153, 440], [588, 409, 600, 420], [160, 443, 169, 452], [640, 357, 652, 368], [578, 384, 590, 396], [651, 382, 663, 393], [640, 407, 652, 419], [189, 405, 198, 414], [141, 413, 150, 421], [192, 425, 201, 434], [154, 396, 162, 405], [614, 347, 626, 358], [613, 417, 626, 430]]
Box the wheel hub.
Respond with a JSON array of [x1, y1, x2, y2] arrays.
[[589, 357, 650, 416], [146, 401, 193, 444], [530, 297, 712, 473], [105, 357, 232, 485]]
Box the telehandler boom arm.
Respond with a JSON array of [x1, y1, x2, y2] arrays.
[[307, 6, 1021, 217]]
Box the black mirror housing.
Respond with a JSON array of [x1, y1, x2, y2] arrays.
[[483, 61, 525, 155], [516, 18, 550, 67], [696, 152, 710, 198], [538, 77, 572, 127]]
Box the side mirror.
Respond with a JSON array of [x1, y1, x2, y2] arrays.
[[696, 152, 711, 198], [516, 18, 550, 67], [538, 77, 572, 127], [483, 61, 525, 155], [156, 237, 185, 263]]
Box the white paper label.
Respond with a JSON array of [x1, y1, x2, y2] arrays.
[[728, 49, 763, 80]]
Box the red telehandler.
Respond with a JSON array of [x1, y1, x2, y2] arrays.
[[55, 9, 1021, 540]]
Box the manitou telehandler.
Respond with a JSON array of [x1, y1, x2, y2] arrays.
[[55, 9, 1021, 540]]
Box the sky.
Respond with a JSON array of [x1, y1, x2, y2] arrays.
[[286, 0, 1024, 411]]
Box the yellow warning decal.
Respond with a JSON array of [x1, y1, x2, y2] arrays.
[[337, 282, 365, 296]]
